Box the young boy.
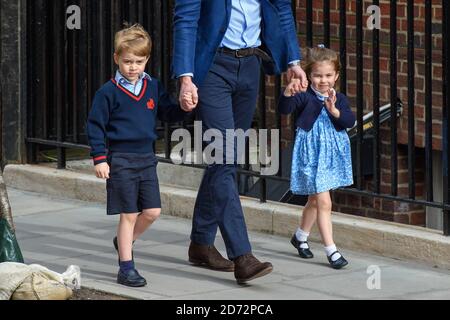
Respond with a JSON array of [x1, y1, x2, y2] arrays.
[[86, 24, 195, 287]]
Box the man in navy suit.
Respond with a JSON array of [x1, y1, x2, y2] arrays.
[[173, 0, 308, 284]]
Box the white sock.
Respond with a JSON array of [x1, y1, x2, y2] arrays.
[[295, 228, 310, 249], [324, 244, 342, 261]]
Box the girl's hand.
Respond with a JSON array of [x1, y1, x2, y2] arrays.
[[95, 162, 110, 179], [287, 65, 309, 92], [325, 88, 340, 118], [284, 78, 304, 97]]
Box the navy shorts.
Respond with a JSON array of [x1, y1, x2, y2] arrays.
[[106, 152, 161, 215]]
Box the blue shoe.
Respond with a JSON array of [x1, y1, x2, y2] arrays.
[[290, 234, 314, 259], [327, 251, 348, 269], [117, 268, 147, 287]]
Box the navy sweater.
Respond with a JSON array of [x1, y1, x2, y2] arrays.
[[278, 86, 356, 132], [86, 77, 189, 165]]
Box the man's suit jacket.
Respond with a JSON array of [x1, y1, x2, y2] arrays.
[[173, 0, 302, 86]]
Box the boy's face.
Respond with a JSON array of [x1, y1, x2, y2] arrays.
[[114, 50, 149, 84], [309, 61, 339, 95]]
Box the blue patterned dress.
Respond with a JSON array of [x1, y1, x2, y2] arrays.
[[290, 95, 354, 195]]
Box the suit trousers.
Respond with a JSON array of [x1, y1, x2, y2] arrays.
[[191, 51, 261, 259]]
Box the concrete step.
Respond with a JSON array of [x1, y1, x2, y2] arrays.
[[4, 163, 450, 270], [51, 159, 204, 191]]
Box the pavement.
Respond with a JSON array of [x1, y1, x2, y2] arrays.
[[8, 187, 450, 300], [6, 163, 450, 270]]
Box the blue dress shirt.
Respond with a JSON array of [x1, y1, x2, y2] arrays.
[[114, 70, 152, 95], [220, 0, 262, 49]]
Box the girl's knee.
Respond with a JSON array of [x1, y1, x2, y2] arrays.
[[141, 208, 161, 221], [317, 197, 332, 212], [309, 200, 318, 208], [307, 195, 318, 208]]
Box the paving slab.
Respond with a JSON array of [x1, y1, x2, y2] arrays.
[[8, 188, 450, 300]]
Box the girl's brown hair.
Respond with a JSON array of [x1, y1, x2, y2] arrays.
[[114, 23, 152, 57], [301, 46, 340, 80]]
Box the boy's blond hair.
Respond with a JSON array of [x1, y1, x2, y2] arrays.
[[114, 23, 152, 57], [301, 46, 341, 80]]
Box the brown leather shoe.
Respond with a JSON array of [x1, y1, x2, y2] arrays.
[[234, 253, 273, 284], [188, 242, 235, 272]]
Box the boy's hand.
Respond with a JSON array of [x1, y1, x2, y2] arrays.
[[178, 76, 198, 111], [182, 92, 197, 110], [95, 162, 110, 179], [325, 88, 340, 118], [284, 78, 304, 97]]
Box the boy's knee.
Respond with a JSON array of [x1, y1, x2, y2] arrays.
[[120, 213, 138, 223], [141, 208, 161, 221]]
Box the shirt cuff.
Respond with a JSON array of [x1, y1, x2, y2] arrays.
[[288, 60, 301, 67], [178, 73, 194, 78]]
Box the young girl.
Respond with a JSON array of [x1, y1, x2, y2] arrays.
[[278, 45, 355, 269]]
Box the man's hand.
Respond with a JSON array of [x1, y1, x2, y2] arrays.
[[287, 65, 308, 92], [178, 76, 198, 111], [325, 88, 340, 118], [95, 162, 110, 179]]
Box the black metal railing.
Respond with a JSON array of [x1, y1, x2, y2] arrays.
[[25, 0, 175, 167], [23, 0, 450, 235]]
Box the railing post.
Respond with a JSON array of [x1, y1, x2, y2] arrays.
[[323, 0, 330, 48], [306, 0, 313, 46], [373, 0, 381, 194], [390, 0, 398, 196], [339, 0, 347, 95], [356, 0, 363, 189], [53, 0, 66, 169], [425, 0, 433, 201], [442, 0, 450, 236], [407, 0, 415, 199]]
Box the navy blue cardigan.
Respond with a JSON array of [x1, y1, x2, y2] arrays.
[[278, 86, 356, 132]]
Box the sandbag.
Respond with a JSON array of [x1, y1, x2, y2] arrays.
[[0, 218, 24, 263], [0, 262, 80, 300], [11, 272, 73, 300]]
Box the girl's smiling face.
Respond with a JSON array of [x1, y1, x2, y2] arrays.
[[309, 61, 339, 95]]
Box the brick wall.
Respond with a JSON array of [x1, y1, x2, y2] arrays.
[[265, 0, 444, 226]]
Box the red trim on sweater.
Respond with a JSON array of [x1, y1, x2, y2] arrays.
[[93, 156, 107, 161], [111, 78, 148, 101]]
